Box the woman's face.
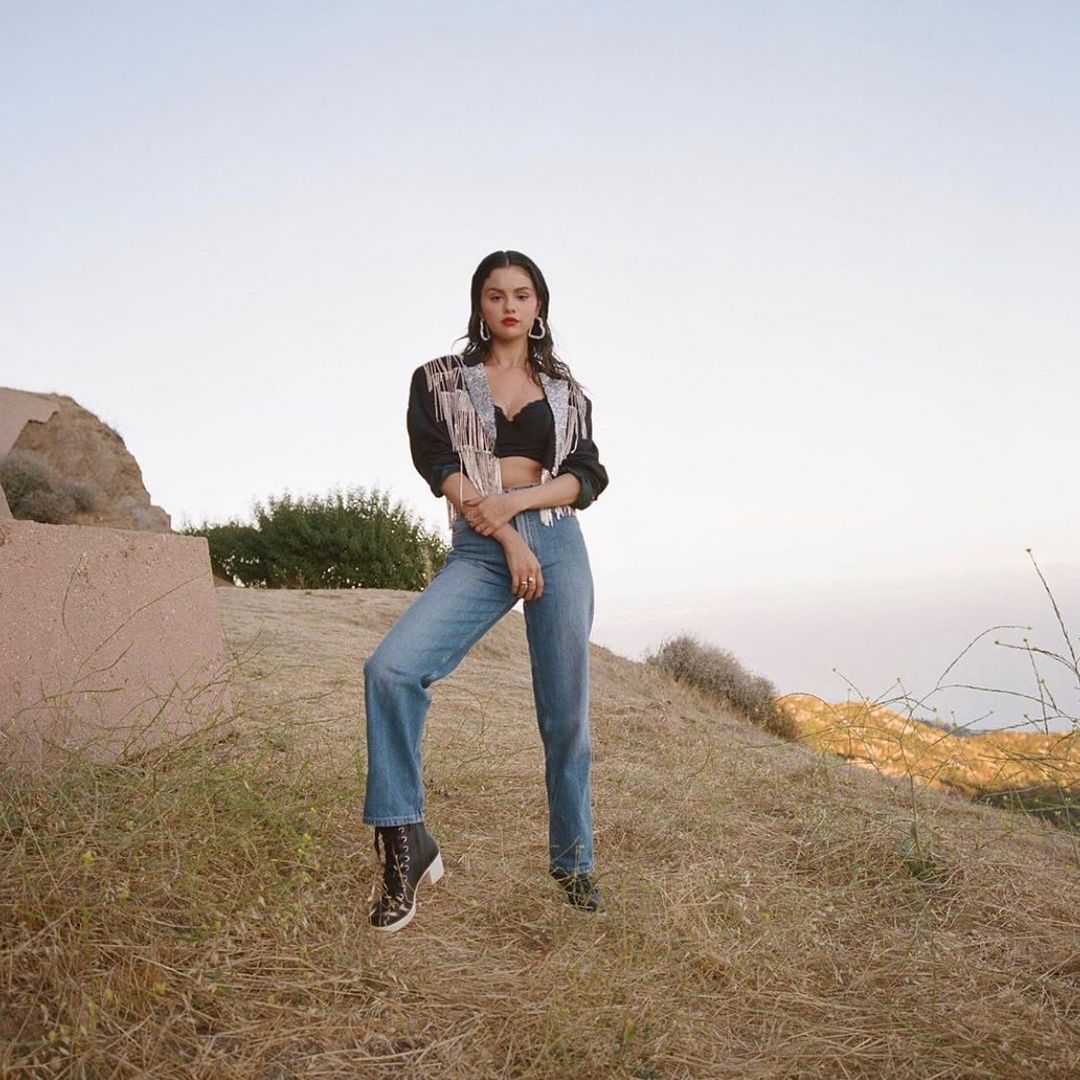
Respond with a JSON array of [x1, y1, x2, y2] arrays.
[[479, 265, 541, 343]]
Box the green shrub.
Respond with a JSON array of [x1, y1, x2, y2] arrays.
[[189, 521, 273, 584], [185, 485, 448, 590], [0, 450, 103, 524], [646, 632, 796, 739]]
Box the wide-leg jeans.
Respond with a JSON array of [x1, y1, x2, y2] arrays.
[[361, 489, 596, 876]]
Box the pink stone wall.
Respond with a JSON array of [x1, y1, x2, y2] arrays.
[[0, 520, 232, 766]]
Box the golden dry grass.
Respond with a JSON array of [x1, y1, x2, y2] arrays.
[[779, 694, 1080, 804], [3, 587, 1079, 1077]]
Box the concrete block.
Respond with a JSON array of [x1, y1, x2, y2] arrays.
[[0, 520, 232, 766]]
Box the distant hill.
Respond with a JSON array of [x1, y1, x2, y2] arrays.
[[779, 693, 1080, 825]]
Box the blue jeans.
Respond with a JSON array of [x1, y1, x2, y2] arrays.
[[362, 486, 595, 875]]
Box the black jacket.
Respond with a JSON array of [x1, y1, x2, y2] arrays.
[[407, 353, 609, 515]]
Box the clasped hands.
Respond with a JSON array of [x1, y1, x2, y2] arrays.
[[461, 492, 523, 537], [463, 492, 544, 601]]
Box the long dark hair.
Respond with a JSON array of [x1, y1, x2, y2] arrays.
[[456, 250, 585, 395]]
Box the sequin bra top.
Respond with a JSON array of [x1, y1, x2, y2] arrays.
[[493, 397, 554, 464]]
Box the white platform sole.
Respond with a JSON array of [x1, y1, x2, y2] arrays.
[[426, 851, 445, 884]]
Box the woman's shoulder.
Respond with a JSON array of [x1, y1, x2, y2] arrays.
[[412, 353, 458, 382], [415, 353, 459, 374], [414, 352, 482, 380]]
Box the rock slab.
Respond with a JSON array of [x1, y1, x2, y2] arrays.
[[3, 387, 171, 532]]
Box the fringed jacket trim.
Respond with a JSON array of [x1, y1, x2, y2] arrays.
[[407, 352, 608, 528]]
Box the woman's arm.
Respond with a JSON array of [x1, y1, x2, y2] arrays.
[[407, 364, 461, 496], [555, 393, 608, 510], [459, 474, 580, 537], [440, 470, 523, 547], [442, 470, 546, 601], [503, 474, 582, 512]]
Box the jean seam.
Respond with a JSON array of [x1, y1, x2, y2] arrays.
[[364, 813, 425, 826]]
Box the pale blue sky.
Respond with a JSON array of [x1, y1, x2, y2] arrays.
[[4, 2, 1079, 727]]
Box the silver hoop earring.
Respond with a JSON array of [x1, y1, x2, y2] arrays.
[[479, 318, 491, 342], [528, 316, 546, 340]]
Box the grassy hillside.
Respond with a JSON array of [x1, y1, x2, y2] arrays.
[[779, 693, 1080, 827], [2, 588, 1078, 1077]]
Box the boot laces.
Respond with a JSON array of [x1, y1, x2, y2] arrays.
[[374, 825, 411, 904]]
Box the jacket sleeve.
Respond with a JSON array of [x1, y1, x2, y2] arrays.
[[555, 392, 609, 511], [407, 364, 461, 497]]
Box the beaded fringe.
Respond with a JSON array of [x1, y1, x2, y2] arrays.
[[424, 355, 577, 529]]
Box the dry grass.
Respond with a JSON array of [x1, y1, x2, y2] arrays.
[[3, 587, 1079, 1077], [779, 694, 1080, 801]]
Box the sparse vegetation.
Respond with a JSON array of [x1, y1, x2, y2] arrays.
[[779, 694, 1080, 831], [977, 784, 1080, 830], [644, 555, 1080, 848], [2, 590, 1077, 1077], [0, 448, 102, 524], [777, 551, 1080, 841], [184, 485, 449, 590], [645, 632, 797, 739]]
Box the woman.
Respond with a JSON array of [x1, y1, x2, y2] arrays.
[[362, 250, 609, 932]]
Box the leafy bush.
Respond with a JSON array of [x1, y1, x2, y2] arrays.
[[185, 485, 449, 590], [646, 632, 796, 739], [189, 521, 273, 585], [0, 449, 103, 523]]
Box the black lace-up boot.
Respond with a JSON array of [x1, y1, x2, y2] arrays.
[[551, 867, 606, 914], [368, 821, 443, 932]]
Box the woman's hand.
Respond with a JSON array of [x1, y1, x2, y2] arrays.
[[498, 531, 544, 602], [462, 492, 522, 537]]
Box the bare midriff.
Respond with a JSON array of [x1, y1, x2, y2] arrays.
[[499, 456, 544, 488]]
